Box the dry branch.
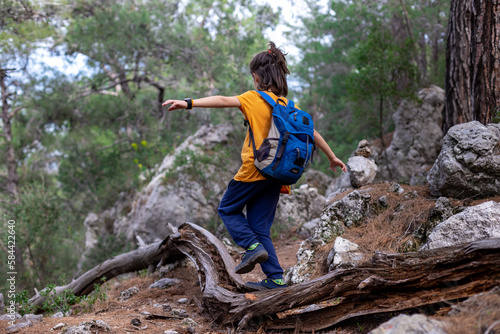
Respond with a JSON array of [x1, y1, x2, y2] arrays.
[[29, 222, 500, 333], [172, 224, 500, 332]]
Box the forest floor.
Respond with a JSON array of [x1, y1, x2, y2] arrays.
[[1, 184, 499, 334], [1, 240, 310, 334]]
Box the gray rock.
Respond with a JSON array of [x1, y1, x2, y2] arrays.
[[177, 298, 189, 304], [6, 320, 33, 333], [275, 184, 325, 230], [52, 323, 66, 330], [297, 218, 322, 238], [389, 183, 404, 194], [148, 278, 182, 290], [80, 123, 238, 249], [427, 121, 500, 198], [22, 314, 43, 323], [77, 192, 133, 274], [369, 314, 447, 334], [330, 252, 365, 269], [320, 190, 372, 234], [51, 311, 65, 318], [171, 308, 188, 318], [420, 201, 500, 250], [0, 313, 21, 321], [0, 293, 4, 315], [378, 195, 388, 207], [63, 320, 110, 334], [118, 287, 140, 301], [432, 197, 458, 222], [284, 239, 316, 285], [181, 317, 198, 327], [332, 236, 359, 253], [347, 156, 378, 188], [327, 237, 365, 270], [373, 86, 444, 183], [354, 139, 371, 157], [448, 287, 500, 316]]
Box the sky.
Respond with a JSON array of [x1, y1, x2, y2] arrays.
[[35, 0, 327, 76]]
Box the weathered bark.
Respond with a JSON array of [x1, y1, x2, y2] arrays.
[[444, 0, 500, 134], [176, 226, 500, 332], [32, 223, 500, 332]]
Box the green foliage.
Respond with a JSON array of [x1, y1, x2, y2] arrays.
[[14, 276, 107, 316], [0, 0, 455, 301], [346, 23, 418, 138], [14, 290, 38, 315], [0, 182, 82, 292], [290, 0, 449, 174]]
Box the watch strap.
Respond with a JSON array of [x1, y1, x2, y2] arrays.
[[184, 98, 193, 110]]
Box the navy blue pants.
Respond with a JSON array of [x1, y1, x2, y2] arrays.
[[218, 179, 283, 279]]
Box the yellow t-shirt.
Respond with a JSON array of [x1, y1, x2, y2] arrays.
[[234, 91, 291, 195]]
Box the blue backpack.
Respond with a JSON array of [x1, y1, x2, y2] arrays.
[[244, 91, 315, 185]]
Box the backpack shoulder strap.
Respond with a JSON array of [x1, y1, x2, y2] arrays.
[[257, 91, 277, 107], [258, 90, 294, 109]]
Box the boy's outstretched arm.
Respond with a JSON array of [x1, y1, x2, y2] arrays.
[[314, 130, 347, 173], [162, 96, 241, 111]]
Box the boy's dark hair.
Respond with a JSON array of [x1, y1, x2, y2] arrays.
[[250, 41, 290, 97]]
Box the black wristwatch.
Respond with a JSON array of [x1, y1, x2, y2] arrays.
[[184, 98, 193, 110]]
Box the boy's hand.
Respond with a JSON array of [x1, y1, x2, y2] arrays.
[[329, 156, 347, 173], [162, 99, 187, 111]]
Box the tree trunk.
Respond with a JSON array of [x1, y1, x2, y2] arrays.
[[32, 223, 500, 332], [443, 0, 500, 134], [0, 69, 20, 203]]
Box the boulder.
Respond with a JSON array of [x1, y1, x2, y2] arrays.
[[275, 184, 325, 230], [347, 156, 378, 188], [297, 218, 321, 238], [427, 121, 500, 198], [420, 201, 500, 250], [373, 86, 444, 183], [320, 190, 372, 231], [113, 123, 238, 243]]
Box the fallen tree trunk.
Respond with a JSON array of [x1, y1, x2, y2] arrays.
[[171, 224, 500, 331], [30, 222, 500, 332]]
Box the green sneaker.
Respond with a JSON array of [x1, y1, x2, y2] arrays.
[[235, 243, 268, 274], [245, 278, 287, 291]]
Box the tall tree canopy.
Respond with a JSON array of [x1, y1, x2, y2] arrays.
[[0, 0, 276, 291], [290, 0, 449, 164]]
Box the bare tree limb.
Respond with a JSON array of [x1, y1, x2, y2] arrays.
[[29, 222, 500, 333]]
